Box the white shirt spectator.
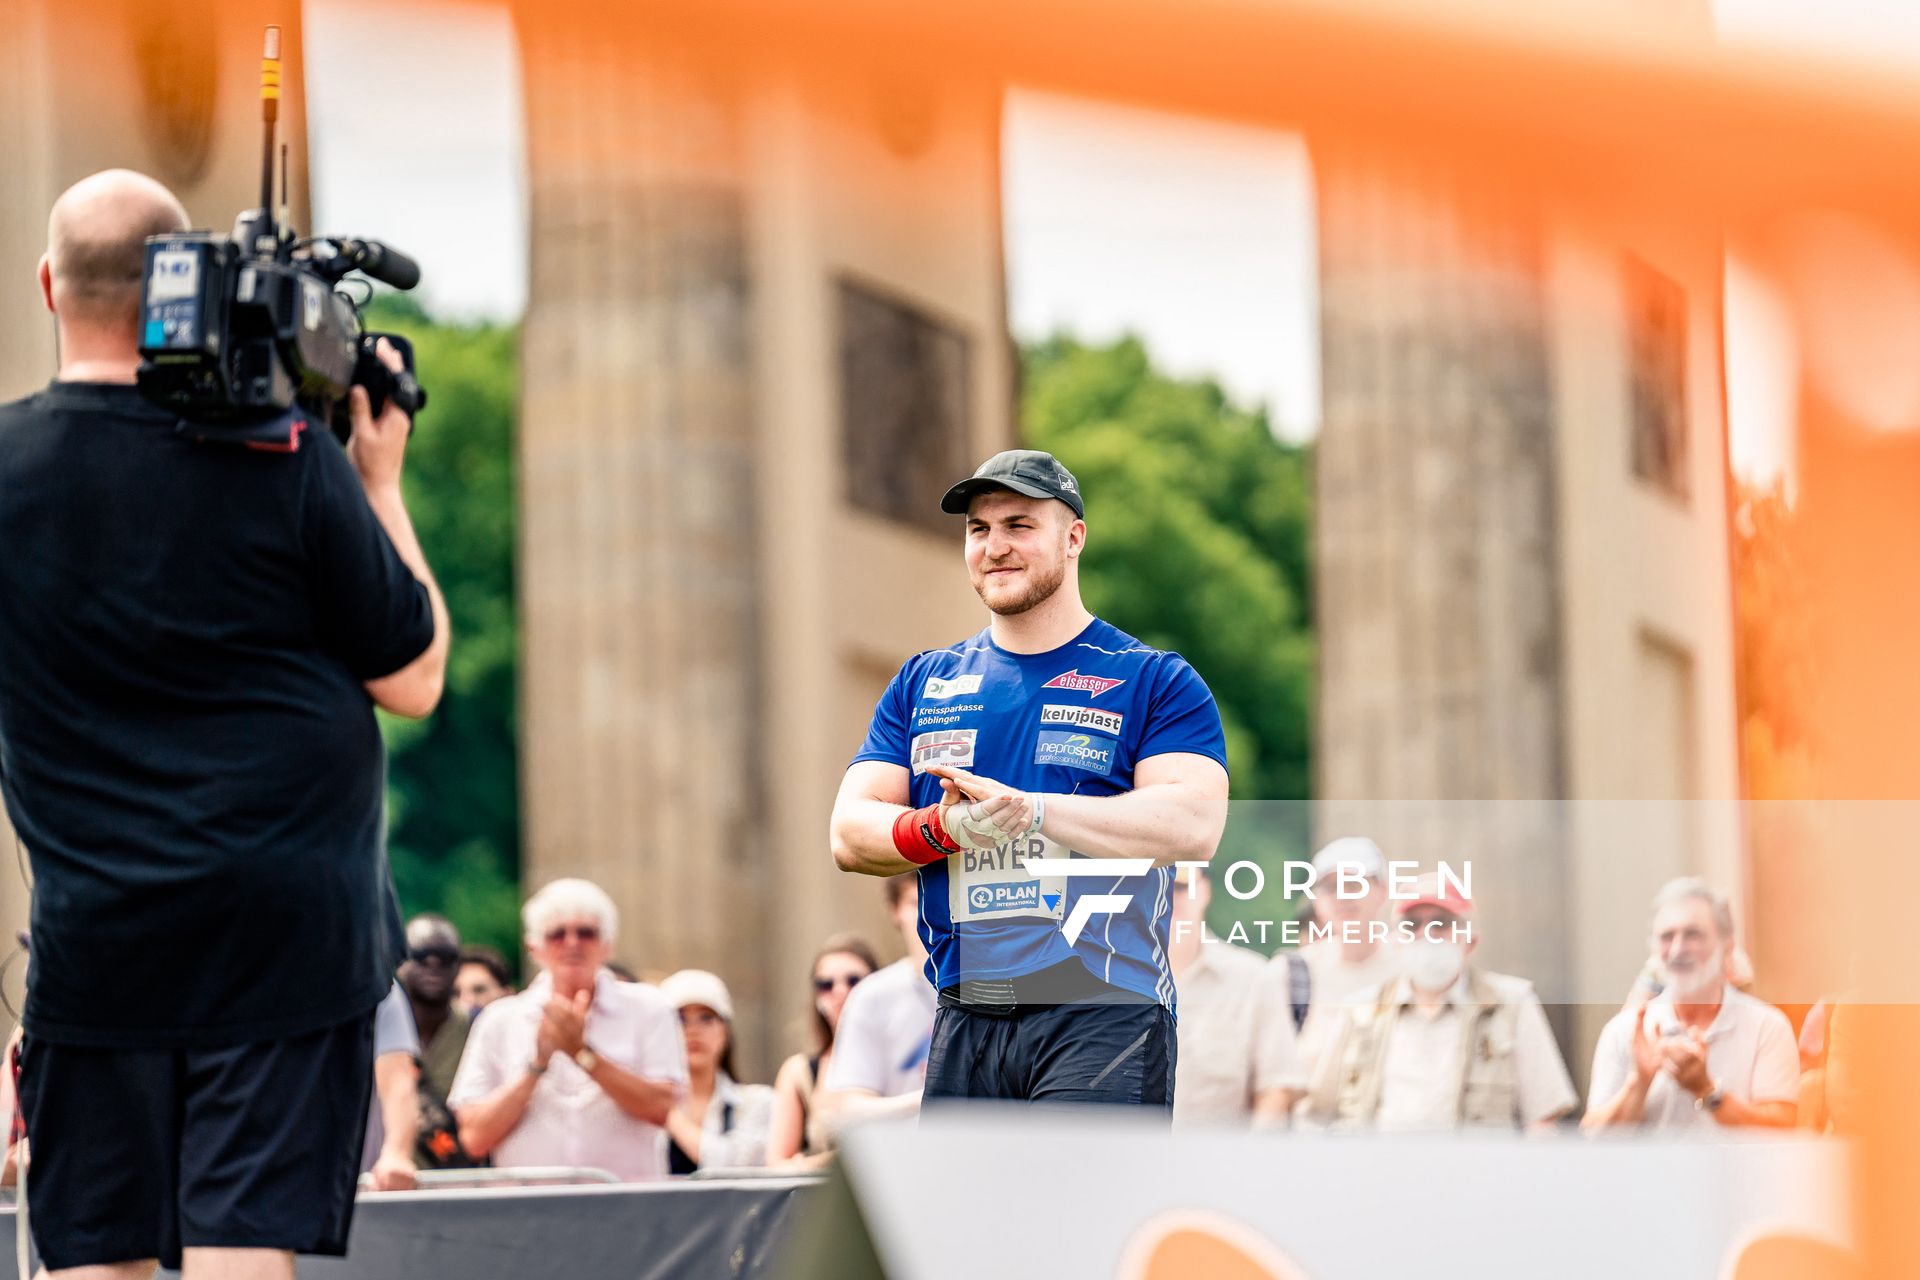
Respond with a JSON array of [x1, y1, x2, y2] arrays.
[[1587, 986, 1799, 1131], [824, 958, 936, 1097], [1174, 943, 1303, 1126], [669, 1074, 775, 1172], [449, 968, 688, 1180]]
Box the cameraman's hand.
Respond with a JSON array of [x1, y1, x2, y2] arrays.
[[347, 337, 413, 495]]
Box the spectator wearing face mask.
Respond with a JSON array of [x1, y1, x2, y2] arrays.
[[1298, 874, 1575, 1132], [1583, 878, 1797, 1133]]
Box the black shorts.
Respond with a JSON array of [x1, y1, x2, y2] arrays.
[[923, 967, 1177, 1109], [18, 1013, 375, 1272]]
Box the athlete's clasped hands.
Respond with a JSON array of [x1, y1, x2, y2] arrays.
[[926, 764, 1044, 851]]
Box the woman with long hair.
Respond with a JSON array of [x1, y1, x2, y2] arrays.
[[660, 969, 774, 1173], [767, 934, 879, 1167]]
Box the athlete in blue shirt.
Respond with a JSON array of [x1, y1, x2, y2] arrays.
[[829, 450, 1230, 1108]]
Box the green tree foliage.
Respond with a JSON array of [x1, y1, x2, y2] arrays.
[[1021, 334, 1314, 801], [1022, 336, 1317, 951], [362, 295, 523, 966]]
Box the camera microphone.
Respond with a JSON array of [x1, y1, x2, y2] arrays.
[[335, 239, 421, 291]]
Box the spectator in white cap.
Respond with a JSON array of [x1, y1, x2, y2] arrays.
[[1583, 878, 1797, 1133], [449, 878, 689, 1180], [1287, 837, 1402, 1082], [660, 969, 774, 1172], [1298, 873, 1575, 1131]]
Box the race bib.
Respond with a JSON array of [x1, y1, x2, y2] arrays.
[[948, 833, 1068, 923]]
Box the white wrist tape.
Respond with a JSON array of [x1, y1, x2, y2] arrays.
[[947, 802, 1011, 851]]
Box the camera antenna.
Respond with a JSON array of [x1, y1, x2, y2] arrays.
[[278, 144, 291, 240], [259, 26, 280, 216], [229, 25, 290, 258]]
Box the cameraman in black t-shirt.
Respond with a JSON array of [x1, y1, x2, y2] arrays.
[[0, 169, 450, 1280]]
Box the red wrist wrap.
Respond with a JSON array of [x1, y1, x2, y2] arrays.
[[892, 803, 958, 865]]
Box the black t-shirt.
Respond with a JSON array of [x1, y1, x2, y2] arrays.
[[0, 382, 434, 1048]]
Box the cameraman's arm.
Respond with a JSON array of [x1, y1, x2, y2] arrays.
[[349, 340, 449, 719]]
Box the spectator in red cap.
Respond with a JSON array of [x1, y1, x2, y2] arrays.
[[1582, 878, 1797, 1133], [1297, 873, 1575, 1131]]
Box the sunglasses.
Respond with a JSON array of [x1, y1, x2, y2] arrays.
[[545, 924, 601, 944], [813, 973, 864, 994], [407, 946, 459, 967]]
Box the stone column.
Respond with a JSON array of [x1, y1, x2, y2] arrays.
[[513, 10, 767, 1011], [1313, 158, 1573, 1000]]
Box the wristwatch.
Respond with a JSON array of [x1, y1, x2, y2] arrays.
[[574, 1047, 601, 1074], [526, 1057, 548, 1077], [1695, 1083, 1726, 1113]]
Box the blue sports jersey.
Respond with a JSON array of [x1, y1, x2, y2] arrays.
[[851, 617, 1227, 1010]]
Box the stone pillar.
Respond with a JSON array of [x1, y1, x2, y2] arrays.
[[513, 12, 768, 1020], [511, 11, 1014, 1074], [1313, 158, 1574, 1000]]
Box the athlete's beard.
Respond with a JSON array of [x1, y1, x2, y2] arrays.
[[976, 552, 1067, 617]]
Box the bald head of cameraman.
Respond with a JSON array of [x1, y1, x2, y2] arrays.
[[1, 170, 449, 1280]]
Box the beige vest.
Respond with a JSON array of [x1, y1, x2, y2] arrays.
[[1314, 969, 1524, 1130]]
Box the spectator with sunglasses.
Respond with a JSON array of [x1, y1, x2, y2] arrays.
[[398, 915, 479, 1169], [448, 879, 688, 1180], [818, 874, 939, 1140], [768, 934, 879, 1166]]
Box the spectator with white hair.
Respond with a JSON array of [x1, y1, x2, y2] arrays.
[[1288, 837, 1403, 1082], [449, 878, 689, 1179], [1583, 878, 1797, 1133]]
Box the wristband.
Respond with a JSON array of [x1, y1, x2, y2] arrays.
[[893, 803, 959, 865]]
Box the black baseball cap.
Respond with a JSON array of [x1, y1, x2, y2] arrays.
[[939, 450, 1085, 519]]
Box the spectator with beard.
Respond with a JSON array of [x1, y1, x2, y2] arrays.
[[1583, 878, 1797, 1132]]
